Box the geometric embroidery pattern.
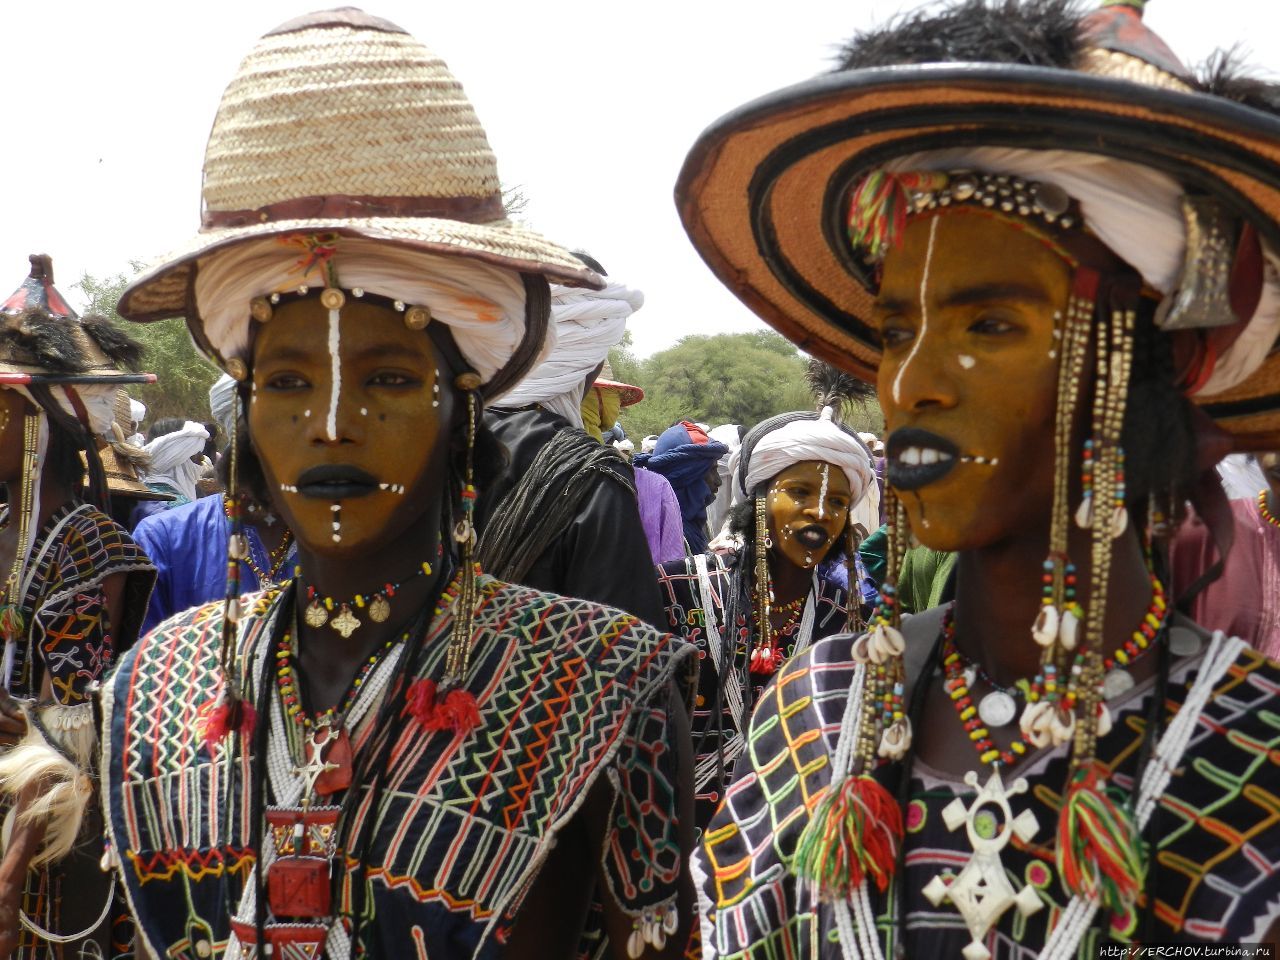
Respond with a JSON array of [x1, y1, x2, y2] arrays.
[[695, 635, 1280, 958], [104, 574, 694, 960]]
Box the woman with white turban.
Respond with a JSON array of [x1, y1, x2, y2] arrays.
[[655, 407, 874, 829]]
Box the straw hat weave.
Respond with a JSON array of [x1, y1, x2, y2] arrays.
[[119, 8, 599, 349]]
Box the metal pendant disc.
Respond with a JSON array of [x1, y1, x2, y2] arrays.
[[368, 595, 391, 623], [977, 691, 1017, 729], [1168, 627, 1204, 657], [303, 601, 329, 628], [1103, 668, 1135, 700]]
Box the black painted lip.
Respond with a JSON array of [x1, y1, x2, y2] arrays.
[[794, 524, 830, 549], [295, 465, 379, 499], [886, 427, 960, 492]]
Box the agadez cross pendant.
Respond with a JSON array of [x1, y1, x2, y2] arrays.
[[921, 768, 1043, 960]]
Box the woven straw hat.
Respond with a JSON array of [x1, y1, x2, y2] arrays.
[[676, 0, 1280, 449], [591, 360, 645, 407], [119, 8, 599, 357]]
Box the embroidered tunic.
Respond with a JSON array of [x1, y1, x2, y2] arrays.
[[103, 574, 695, 960], [656, 551, 853, 829], [693, 630, 1280, 958], [0, 501, 153, 959], [6, 501, 154, 706]]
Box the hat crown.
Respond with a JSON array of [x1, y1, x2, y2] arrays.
[[200, 8, 504, 225]]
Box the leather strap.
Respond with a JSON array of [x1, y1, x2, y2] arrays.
[[202, 192, 506, 229]]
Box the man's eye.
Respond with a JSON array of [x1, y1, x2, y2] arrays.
[[968, 315, 1017, 335], [265, 373, 308, 390], [880, 325, 914, 348], [368, 372, 419, 387]]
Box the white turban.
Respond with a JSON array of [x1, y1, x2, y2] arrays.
[[888, 147, 1280, 395], [208, 373, 237, 439], [193, 235, 541, 397], [141, 421, 210, 503], [731, 407, 874, 508], [498, 279, 644, 426]]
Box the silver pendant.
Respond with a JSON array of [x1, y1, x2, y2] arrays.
[[1102, 668, 1134, 700], [977, 691, 1017, 729], [922, 769, 1042, 960]]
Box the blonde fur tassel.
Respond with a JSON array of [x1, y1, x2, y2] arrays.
[[0, 704, 95, 867]]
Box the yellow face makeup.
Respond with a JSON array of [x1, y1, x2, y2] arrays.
[[248, 296, 450, 556], [874, 210, 1071, 551], [767, 460, 853, 571]]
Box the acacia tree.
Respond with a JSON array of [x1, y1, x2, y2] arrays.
[[74, 269, 222, 429]]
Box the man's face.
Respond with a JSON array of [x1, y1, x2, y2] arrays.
[[873, 210, 1071, 551], [248, 296, 452, 556], [767, 461, 852, 571]]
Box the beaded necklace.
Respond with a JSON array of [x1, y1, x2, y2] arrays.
[[298, 552, 438, 638], [275, 627, 402, 735], [942, 573, 1168, 768], [225, 497, 295, 586], [1258, 488, 1280, 529], [749, 592, 807, 674]]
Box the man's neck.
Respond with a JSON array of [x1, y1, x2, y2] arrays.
[[952, 522, 1153, 689]]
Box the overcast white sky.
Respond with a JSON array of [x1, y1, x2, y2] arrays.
[[2, 1, 1278, 357]]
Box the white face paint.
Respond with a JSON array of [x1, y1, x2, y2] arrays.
[[326, 305, 343, 442], [958, 355, 976, 370], [817, 463, 830, 520], [331, 501, 342, 543], [891, 216, 941, 405]]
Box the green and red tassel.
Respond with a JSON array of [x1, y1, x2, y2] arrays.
[[1057, 764, 1145, 912], [791, 774, 903, 897]]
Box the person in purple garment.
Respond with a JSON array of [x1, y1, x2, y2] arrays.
[[635, 465, 685, 565]]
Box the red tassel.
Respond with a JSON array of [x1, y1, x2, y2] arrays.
[[202, 692, 257, 747], [403, 680, 481, 735], [1057, 765, 1145, 911], [403, 678, 439, 726], [792, 774, 904, 896]]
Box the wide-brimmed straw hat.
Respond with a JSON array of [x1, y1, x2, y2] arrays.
[[118, 8, 599, 391], [591, 360, 645, 407], [676, 0, 1280, 448]]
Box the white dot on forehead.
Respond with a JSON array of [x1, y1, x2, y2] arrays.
[[958, 355, 976, 370]]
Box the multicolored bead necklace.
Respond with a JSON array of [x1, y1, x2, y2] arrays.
[[1259, 488, 1280, 529], [748, 593, 806, 674], [942, 573, 1168, 768], [276, 627, 403, 734], [298, 548, 440, 638]]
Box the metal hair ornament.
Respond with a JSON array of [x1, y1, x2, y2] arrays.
[[848, 169, 1075, 262]]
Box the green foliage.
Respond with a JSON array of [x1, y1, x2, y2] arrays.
[[609, 331, 883, 441], [74, 269, 221, 427]]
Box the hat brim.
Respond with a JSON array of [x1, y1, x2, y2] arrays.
[[593, 378, 645, 406], [676, 62, 1280, 450], [118, 216, 603, 325]]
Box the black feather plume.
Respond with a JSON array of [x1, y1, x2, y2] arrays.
[[1195, 47, 1280, 114], [805, 358, 874, 422], [0, 307, 88, 372], [80, 313, 145, 370], [834, 0, 1086, 73]]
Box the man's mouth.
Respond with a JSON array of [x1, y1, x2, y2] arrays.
[[793, 525, 830, 550], [293, 465, 380, 500], [886, 428, 959, 491]]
